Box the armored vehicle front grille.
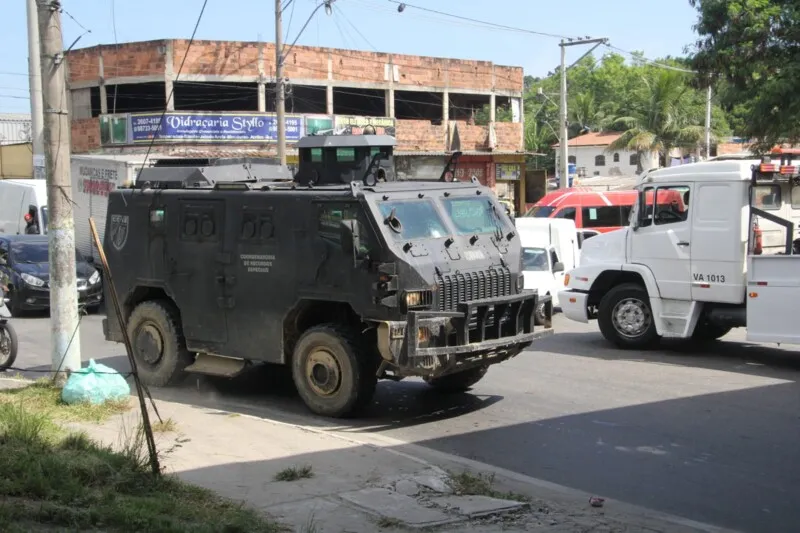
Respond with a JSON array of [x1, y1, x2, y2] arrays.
[[436, 267, 513, 311]]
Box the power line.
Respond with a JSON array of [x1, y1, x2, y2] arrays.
[[383, 0, 576, 40], [136, 0, 209, 178], [603, 44, 697, 74]]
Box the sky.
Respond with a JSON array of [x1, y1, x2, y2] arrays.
[[0, 0, 701, 114]]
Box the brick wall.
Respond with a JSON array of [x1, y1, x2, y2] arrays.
[[495, 122, 522, 151], [71, 119, 101, 153], [67, 41, 168, 83], [68, 40, 523, 94], [175, 40, 260, 77], [396, 119, 445, 151]]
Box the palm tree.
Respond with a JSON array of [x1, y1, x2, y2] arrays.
[[569, 91, 613, 133], [607, 70, 705, 172]]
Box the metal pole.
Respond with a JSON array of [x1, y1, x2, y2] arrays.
[[559, 41, 569, 190], [26, 0, 45, 179], [705, 85, 712, 159], [275, 0, 286, 167], [38, 0, 81, 382]]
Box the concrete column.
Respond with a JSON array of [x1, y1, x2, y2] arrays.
[[257, 42, 266, 112], [326, 86, 334, 115], [164, 41, 175, 111], [489, 93, 496, 123], [98, 54, 108, 114], [327, 53, 334, 115], [442, 90, 449, 123], [386, 88, 395, 118]]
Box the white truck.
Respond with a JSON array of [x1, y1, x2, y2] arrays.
[[0, 179, 48, 235], [515, 217, 580, 324], [70, 154, 164, 262], [559, 149, 800, 348]]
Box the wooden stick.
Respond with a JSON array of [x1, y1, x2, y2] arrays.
[[89, 217, 161, 476]]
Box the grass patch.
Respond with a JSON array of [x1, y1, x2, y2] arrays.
[[0, 393, 283, 532], [448, 471, 531, 503], [0, 379, 131, 424], [152, 417, 177, 433], [273, 464, 314, 482]]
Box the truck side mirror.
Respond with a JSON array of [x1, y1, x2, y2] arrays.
[[553, 261, 565, 273]]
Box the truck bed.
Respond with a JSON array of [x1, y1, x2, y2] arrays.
[[746, 254, 800, 345]]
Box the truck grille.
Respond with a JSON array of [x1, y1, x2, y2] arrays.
[[436, 267, 513, 311]]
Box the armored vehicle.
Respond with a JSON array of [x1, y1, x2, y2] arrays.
[[102, 134, 553, 417]]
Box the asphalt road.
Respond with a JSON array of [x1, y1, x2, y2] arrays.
[[9, 310, 800, 533]]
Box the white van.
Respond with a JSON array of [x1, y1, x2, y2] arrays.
[[0, 179, 48, 235], [514, 217, 581, 324]]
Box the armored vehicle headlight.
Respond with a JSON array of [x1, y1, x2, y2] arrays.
[[406, 291, 422, 307]]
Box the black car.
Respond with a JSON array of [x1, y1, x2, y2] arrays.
[[0, 235, 103, 316]]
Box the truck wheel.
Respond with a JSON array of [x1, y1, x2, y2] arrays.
[[598, 283, 660, 349], [692, 320, 732, 342], [534, 301, 547, 325], [127, 300, 193, 387], [292, 324, 378, 418], [425, 365, 488, 393]]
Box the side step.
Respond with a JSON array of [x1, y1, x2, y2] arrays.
[[185, 353, 248, 378]]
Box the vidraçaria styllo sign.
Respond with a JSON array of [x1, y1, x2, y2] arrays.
[[128, 112, 304, 143]]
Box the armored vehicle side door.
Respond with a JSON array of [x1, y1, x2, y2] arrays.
[[169, 198, 228, 346]]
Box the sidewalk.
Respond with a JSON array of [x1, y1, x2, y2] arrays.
[[21, 384, 732, 533]]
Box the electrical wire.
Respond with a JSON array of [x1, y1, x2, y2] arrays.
[[135, 0, 209, 180]]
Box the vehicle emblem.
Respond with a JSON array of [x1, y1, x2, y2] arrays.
[[110, 214, 129, 251]]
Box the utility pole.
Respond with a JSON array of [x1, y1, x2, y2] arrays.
[[26, 0, 45, 179], [558, 37, 608, 189], [38, 0, 81, 382], [559, 42, 568, 190], [275, 0, 287, 167], [705, 85, 712, 159]]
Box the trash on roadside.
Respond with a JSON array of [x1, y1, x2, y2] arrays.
[[589, 496, 605, 508], [61, 359, 130, 405]]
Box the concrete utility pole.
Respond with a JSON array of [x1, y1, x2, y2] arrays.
[[705, 85, 712, 159], [275, 0, 287, 167], [559, 42, 568, 190], [558, 37, 608, 190], [38, 0, 81, 381], [26, 0, 45, 179]]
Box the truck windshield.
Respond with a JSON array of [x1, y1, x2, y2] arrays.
[[521, 247, 549, 271], [441, 197, 511, 236], [378, 199, 449, 240]]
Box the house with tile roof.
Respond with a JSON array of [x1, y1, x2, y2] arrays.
[[552, 131, 659, 178]]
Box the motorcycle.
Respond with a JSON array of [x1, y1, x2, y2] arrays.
[[0, 286, 18, 371]]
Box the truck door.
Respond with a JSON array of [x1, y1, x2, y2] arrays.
[[629, 184, 692, 301], [690, 181, 745, 303], [169, 199, 228, 345]]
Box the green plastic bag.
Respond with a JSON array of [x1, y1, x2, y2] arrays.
[[61, 359, 130, 405]]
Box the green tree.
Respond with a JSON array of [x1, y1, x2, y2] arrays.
[[689, 0, 799, 151], [607, 69, 706, 171]]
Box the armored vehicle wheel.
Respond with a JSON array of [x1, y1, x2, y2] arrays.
[[692, 320, 732, 342], [598, 283, 660, 349], [425, 365, 488, 393], [292, 324, 378, 418], [127, 300, 193, 387]]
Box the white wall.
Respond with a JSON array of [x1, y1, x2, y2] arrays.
[[557, 145, 658, 178]]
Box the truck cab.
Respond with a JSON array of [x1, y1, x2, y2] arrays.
[[559, 150, 800, 349], [102, 134, 553, 418]]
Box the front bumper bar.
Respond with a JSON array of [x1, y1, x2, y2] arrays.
[[377, 291, 554, 378]]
